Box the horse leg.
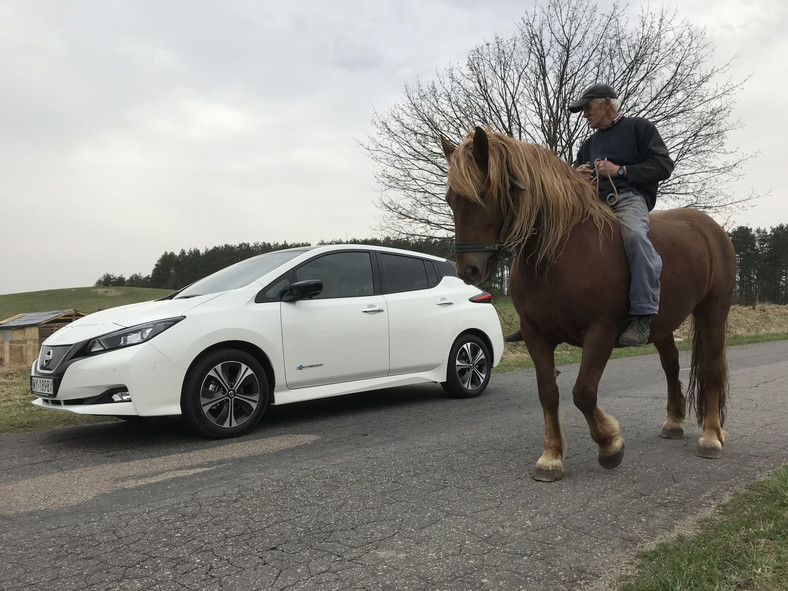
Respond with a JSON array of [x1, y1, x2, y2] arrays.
[[654, 335, 685, 439], [573, 333, 624, 469], [521, 333, 564, 481], [690, 299, 730, 459]]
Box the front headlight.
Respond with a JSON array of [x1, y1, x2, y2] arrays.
[[87, 317, 184, 354]]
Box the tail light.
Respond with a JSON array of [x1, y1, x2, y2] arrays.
[[469, 291, 493, 303]]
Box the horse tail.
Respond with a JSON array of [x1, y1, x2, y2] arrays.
[[686, 317, 703, 426], [686, 312, 729, 428]]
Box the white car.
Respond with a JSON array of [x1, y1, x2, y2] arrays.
[[30, 244, 504, 438]]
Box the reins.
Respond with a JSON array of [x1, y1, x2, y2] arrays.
[[593, 157, 619, 206]]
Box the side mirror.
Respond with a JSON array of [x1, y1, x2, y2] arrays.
[[282, 279, 323, 302]]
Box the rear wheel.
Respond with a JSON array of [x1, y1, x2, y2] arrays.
[[441, 333, 491, 398], [181, 349, 269, 438]]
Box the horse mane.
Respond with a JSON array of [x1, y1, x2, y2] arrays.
[[447, 129, 617, 268]]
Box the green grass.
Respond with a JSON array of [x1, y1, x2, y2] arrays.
[[620, 464, 788, 591], [0, 286, 172, 321], [0, 365, 114, 432]]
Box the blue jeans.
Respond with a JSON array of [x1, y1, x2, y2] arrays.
[[609, 189, 662, 316]]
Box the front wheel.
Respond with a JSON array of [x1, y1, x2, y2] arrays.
[[181, 349, 269, 438], [441, 333, 491, 399]]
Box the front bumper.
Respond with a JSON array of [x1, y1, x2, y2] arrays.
[[30, 342, 186, 417]]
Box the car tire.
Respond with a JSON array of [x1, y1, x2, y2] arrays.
[[181, 349, 269, 438], [441, 333, 491, 399]]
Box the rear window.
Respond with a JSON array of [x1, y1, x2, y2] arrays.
[[435, 259, 457, 278], [379, 253, 430, 294]]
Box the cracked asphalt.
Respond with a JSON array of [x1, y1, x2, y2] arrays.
[[1, 341, 786, 591]]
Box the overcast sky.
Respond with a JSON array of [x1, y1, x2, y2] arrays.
[[2, 0, 786, 295]]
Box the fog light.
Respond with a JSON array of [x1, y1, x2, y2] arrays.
[[112, 391, 131, 402]]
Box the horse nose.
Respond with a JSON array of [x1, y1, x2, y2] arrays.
[[460, 265, 481, 284]]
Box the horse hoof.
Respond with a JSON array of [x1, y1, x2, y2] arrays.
[[660, 426, 684, 439], [598, 445, 625, 470], [533, 465, 564, 482], [696, 444, 723, 459]]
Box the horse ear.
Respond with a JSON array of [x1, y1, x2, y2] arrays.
[[472, 126, 489, 171], [440, 136, 456, 161]]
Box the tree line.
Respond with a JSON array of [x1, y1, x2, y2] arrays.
[[95, 242, 309, 291], [729, 225, 788, 306], [95, 226, 786, 306], [94, 237, 454, 291]]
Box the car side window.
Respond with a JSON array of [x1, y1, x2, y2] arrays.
[[379, 253, 430, 294], [425, 261, 439, 286], [295, 252, 373, 299], [262, 277, 290, 301], [435, 260, 457, 279]]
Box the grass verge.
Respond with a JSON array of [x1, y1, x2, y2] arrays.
[[620, 464, 788, 591], [0, 365, 112, 433], [494, 333, 788, 373], [492, 295, 788, 372]]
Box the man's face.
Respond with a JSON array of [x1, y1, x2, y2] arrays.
[[582, 99, 613, 129]]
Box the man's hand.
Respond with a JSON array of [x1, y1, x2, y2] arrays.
[[594, 159, 619, 177], [576, 163, 594, 182]]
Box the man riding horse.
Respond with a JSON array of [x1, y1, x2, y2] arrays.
[[570, 83, 674, 346], [507, 83, 674, 347]]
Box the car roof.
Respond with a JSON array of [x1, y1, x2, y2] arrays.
[[307, 243, 451, 263]]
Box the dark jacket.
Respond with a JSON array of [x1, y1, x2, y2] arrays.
[[573, 116, 674, 210]]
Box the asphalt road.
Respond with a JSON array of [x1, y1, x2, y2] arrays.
[[1, 341, 787, 591]]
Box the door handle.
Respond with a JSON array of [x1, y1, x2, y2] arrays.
[[437, 299, 454, 306], [362, 306, 385, 313]]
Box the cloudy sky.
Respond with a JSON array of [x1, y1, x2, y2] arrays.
[[2, 0, 786, 295]]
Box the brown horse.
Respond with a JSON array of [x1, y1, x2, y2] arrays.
[[441, 127, 737, 481]]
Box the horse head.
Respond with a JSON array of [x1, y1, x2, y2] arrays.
[[442, 127, 511, 285]]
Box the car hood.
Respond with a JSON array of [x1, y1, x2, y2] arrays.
[[43, 295, 219, 345]]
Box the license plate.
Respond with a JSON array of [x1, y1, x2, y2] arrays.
[[31, 376, 56, 397]]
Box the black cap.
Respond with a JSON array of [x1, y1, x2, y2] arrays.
[[568, 83, 618, 113]]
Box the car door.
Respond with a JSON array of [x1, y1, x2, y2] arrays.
[[378, 253, 460, 375], [281, 251, 389, 389]]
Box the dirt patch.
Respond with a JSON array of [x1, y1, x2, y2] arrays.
[[674, 304, 788, 339], [498, 304, 788, 367]]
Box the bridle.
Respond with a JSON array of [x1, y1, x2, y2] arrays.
[[453, 175, 525, 255]]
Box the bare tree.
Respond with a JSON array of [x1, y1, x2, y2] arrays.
[[363, 0, 754, 238]]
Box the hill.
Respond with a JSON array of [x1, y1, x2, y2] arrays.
[[0, 287, 173, 322]]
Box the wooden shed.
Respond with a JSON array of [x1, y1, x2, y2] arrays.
[[0, 310, 85, 366]]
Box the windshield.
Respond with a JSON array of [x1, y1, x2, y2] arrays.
[[175, 249, 310, 298]]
